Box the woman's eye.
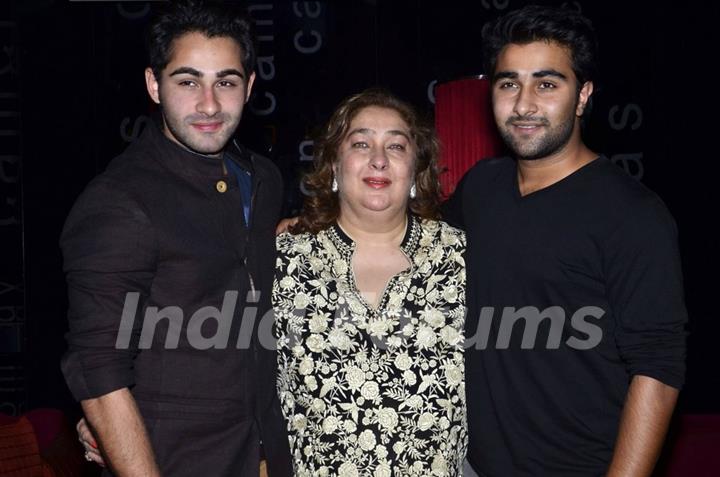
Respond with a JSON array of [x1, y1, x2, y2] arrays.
[[351, 142, 369, 149]]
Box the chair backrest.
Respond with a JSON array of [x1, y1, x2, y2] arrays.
[[655, 414, 720, 477], [0, 414, 51, 477]]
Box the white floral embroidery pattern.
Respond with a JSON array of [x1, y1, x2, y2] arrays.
[[273, 217, 468, 476]]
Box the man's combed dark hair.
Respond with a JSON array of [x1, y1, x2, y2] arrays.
[[146, 0, 256, 80], [291, 89, 442, 235], [481, 5, 598, 87]]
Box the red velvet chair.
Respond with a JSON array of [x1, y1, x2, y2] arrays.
[[656, 414, 720, 476], [0, 409, 87, 477]]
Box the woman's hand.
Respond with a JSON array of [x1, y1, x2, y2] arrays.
[[276, 217, 299, 235], [77, 417, 106, 467]]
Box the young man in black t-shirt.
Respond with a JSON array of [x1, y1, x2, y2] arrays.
[[445, 6, 687, 476]]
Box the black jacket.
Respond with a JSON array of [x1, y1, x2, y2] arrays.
[[60, 121, 291, 476]]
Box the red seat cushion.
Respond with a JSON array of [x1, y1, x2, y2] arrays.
[[0, 415, 46, 477], [659, 414, 720, 477]]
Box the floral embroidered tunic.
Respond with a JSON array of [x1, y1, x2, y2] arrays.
[[273, 217, 468, 477]]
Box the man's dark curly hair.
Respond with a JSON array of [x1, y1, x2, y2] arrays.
[[146, 0, 256, 81], [482, 5, 598, 88]]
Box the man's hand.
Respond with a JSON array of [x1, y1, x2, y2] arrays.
[[81, 388, 161, 476]]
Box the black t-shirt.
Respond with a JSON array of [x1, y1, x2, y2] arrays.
[[444, 156, 687, 476]]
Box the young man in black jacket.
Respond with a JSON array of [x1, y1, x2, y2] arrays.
[[445, 6, 687, 476], [61, 2, 291, 475]]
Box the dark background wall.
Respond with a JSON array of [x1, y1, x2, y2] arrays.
[[1, 0, 717, 420]]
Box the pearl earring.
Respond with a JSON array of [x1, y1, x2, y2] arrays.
[[331, 177, 338, 192], [409, 183, 417, 199]]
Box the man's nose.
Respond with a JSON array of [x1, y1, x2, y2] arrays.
[[513, 87, 538, 117], [197, 87, 220, 116]]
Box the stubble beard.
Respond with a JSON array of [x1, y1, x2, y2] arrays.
[[499, 94, 581, 161], [161, 108, 239, 156], [499, 115, 575, 161]]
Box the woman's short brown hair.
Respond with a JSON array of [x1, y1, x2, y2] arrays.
[[291, 89, 442, 235]]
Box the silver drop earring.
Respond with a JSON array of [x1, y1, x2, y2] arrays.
[[331, 177, 338, 193], [409, 183, 417, 199]]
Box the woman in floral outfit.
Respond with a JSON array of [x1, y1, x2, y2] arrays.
[[273, 89, 468, 476]]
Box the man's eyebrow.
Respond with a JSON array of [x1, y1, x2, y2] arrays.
[[533, 69, 568, 80], [493, 70, 569, 81], [167, 67, 245, 79], [169, 67, 202, 77], [493, 71, 518, 81], [216, 68, 245, 79]]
